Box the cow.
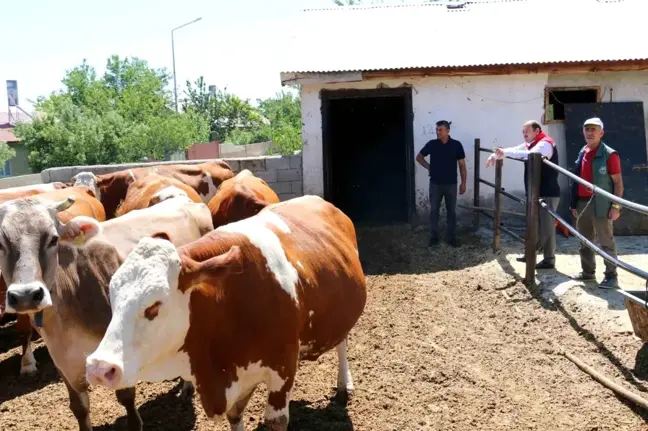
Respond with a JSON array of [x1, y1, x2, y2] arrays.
[[1, 185, 106, 376], [71, 172, 101, 200], [0, 194, 214, 431], [34, 186, 107, 223], [0, 182, 68, 205], [77, 160, 234, 219], [84, 195, 367, 430], [115, 174, 203, 217], [207, 169, 281, 229]]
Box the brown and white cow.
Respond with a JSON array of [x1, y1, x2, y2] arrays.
[[85, 195, 367, 430], [115, 173, 203, 217], [34, 186, 107, 223], [1, 185, 106, 376], [0, 194, 214, 431], [77, 160, 234, 219], [207, 169, 280, 229]]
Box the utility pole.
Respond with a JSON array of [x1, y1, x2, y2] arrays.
[[171, 17, 202, 112]]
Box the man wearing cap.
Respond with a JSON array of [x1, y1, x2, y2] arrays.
[[416, 120, 467, 247], [485, 120, 560, 269], [570, 117, 623, 288]]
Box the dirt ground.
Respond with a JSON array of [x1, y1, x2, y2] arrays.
[[2, 224, 648, 430]]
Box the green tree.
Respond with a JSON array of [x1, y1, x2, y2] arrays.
[[183, 77, 264, 141], [14, 56, 208, 171], [0, 141, 16, 168]]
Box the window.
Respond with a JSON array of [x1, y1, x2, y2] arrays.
[[0, 160, 11, 177], [544, 87, 600, 123]]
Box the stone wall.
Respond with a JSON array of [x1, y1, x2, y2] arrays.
[[37, 154, 303, 201]]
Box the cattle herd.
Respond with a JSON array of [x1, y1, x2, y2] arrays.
[[0, 160, 368, 431]]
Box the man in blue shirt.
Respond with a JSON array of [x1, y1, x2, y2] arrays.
[[416, 120, 467, 247]]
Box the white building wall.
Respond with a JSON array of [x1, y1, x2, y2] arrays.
[[299, 71, 648, 219]]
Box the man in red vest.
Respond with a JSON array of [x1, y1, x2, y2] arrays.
[[486, 120, 561, 269]]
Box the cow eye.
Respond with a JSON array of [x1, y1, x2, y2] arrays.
[[48, 236, 59, 248], [144, 301, 162, 321]]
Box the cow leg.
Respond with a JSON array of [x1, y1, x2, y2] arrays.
[[17, 314, 37, 375], [60, 372, 92, 431], [336, 336, 355, 394], [177, 378, 195, 399], [264, 366, 295, 431], [115, 387, 143, 431], [227, 387, 256, 431]]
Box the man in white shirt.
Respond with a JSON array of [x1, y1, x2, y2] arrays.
[[486, 120, 561, 269]]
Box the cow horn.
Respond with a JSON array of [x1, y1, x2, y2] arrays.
[[54, 196, 75, 212]]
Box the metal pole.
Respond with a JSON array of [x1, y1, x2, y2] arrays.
[[172, 32, 178, 112], [171, 17, 203, 113], [524, 153, 542, 286], [473, 138, 481, 231], [493, 158, 503, 252]]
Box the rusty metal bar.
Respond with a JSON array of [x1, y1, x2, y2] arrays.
[[493, 159, 503, 252], [524, 153, 542, 286], [457, 204, 525, 217], [478, 210, 525, 244], [473, 138, 481, 231], [478, 178, 526, 205]]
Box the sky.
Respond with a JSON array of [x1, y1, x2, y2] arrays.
[[0, 0, 336, 113]]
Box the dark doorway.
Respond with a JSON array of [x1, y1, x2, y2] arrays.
[[321, 88, 414, 225], [564, 102, 648, 235]]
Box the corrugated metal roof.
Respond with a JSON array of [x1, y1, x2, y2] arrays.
[[0, 128, 19, 143], [279, 0, 648, 73]]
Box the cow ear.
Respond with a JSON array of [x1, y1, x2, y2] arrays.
[[151, 231, 172, 242], [202, 246, 243, 275], [59, 216, 101, 246], [182, 246, 243, 277]]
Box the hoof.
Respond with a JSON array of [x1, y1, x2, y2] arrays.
[[20, 363, 38, 375], [334, 386, 354, 406], [177, 380, 195, 399]]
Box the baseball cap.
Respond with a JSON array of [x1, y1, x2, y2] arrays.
[[583, 117, 604, 129]]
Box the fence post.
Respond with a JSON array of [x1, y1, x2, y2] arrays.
[[524, 153, 542, 286], [493, 158, 503, 252], [473, 138, 481, 231]]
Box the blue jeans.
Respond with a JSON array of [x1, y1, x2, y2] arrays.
[[429, 182, 457, 240]]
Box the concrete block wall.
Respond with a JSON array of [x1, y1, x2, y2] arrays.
[[0, 174, 43, 189], [38, 154, 303, 200]]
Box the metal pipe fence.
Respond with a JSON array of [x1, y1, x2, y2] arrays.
[[472, 143, 648, 307]]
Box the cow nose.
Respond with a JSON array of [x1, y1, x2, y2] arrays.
[[86, 358, 123, 389], [5, 283, 49, 313]]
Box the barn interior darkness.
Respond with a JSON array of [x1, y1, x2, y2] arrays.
[[325, 93, 409, 224]]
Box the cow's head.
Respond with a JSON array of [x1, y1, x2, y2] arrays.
[[85, 235, 241, 390], [72, 172, 101, 200], [149, 186, 189, 207], [0, 196, 75, 314]]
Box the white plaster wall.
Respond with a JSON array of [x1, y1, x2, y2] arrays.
[[300, 70, 648, 218]]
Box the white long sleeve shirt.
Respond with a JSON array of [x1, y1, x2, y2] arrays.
[[495, 140, 554, 160]]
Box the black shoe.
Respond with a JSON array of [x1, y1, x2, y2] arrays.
[[599, 275, 619, 289], [516, 255, 527, 262], [535, 260, 555, 270], [428, 237, 439, 247], [447, 238, 461, 248]]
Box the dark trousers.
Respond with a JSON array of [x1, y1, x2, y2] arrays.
[[429, 182, 457, 240]]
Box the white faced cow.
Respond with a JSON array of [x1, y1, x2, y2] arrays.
[[85, 195, 367, 431], [0, 193, 214, 431]]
